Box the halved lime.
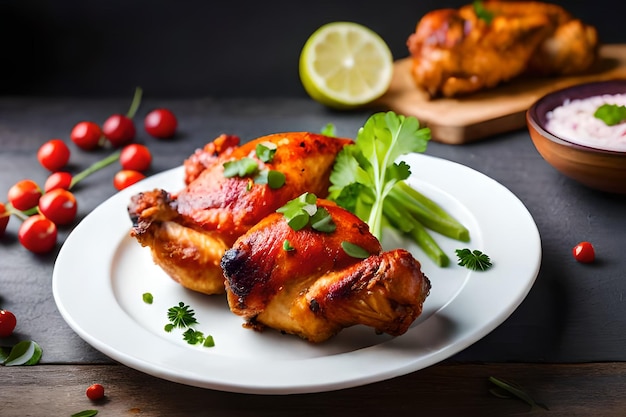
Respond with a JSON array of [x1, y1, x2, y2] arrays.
[[299, 22, 393, 109]]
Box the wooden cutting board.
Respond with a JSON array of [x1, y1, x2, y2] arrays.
[[375, 44, 626, 144]]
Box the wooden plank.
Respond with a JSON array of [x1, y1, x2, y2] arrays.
[[376, 44, 626, 144], [2, 362, 626, 416]]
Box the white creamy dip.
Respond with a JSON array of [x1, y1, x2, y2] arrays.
[[545, 93, 626, 152]]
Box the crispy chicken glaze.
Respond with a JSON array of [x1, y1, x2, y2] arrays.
[[128, 132, 352, 295], [221, 200, 431, 343], [407, 1, 598, 97]]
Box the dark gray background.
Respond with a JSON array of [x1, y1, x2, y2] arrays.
[[2, 0, 625, 98]]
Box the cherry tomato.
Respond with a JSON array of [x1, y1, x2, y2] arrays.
[[71, 121, 103, 151], [18, 214, 57, 254], [38, 189, 78, 226], [0, 202, 10, 236], [37, 139, 71, 172], [86, 383, 105, 401], [44, 172, 73, 192], [120, 144, 152, 172], [103, 114, 136, 147], [144, 108, 177, 139], [113, 170, 146, 191], [0, 309, 17, 338], [573, 241, 595, 263], [8, 179, 42, 211]]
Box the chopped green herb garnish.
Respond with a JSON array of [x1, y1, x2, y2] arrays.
[[255, 142, 277, 163], [594, 103, 626, 126], [277, 192, 336, 233], [473, 1, 494, 24], [203, 335, 216, 347], [321, 123, 336, 137], [310, 207, 336, 233], [142, 292, 153, 304], [182, 328, 206, 345], [223, 157, 259, 178], [255, 170, 286, 190], [283, 239, 295, 251], [166, 302, 198, 329], [341, 241, 371, 259], [456, 248, 492, 271]]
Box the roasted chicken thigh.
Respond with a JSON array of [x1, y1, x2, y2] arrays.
[[221, 199, 431, 343], [407, 1, 598, 97], [128, 132, 351, 295]]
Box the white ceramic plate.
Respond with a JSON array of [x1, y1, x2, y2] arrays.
[[53, 153, 541, 394]]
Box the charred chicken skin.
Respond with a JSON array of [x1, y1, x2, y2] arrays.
[[407, 1, 598, 98], [128, 132, 352, 295], [221, 199, 431, 343]]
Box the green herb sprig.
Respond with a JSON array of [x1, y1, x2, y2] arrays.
[[164, 302, 215, 347], [328, 111, 470, 267], [455, 248, 492, 271]]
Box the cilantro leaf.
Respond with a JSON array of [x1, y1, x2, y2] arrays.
[[329, 111, 430, 240], [594, 103, 626, 126], [277, 192, 336, 233], [456, 248, 493, 271], [341, 241, 371, 259], [223, 157, 259, 178], [255, 142, 277, 163]]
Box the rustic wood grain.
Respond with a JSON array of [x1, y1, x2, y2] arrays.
[[377, 44, 626, 144], [2, 362, 625, 417]]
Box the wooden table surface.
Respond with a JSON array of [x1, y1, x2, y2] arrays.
[[1, 97, 626, 416]]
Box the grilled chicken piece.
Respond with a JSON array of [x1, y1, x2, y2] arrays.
[[221, 199, 431, 343], [407, 1, 598, 97], [128, 132, 352, 295]]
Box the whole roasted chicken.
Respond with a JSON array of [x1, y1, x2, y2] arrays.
[[407, 1, 599, 97], [221, 198, 431, 343], [128, 132, 351, 295]]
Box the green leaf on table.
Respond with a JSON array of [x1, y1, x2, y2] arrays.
[[71, 410, 98, 417], [0, 346, 11, 362], [2, 340, 42, 366], [488, 376, 549, 411]]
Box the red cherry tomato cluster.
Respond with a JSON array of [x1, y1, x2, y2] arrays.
[[0, 309, 17, 338], [1, 88, 179, 253]]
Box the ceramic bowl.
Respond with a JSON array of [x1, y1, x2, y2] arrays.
[[526, 79, 626, 194]]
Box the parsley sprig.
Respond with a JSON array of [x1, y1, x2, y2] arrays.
[[455, 248, 492, 271], [164, 302, 215, 347]]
